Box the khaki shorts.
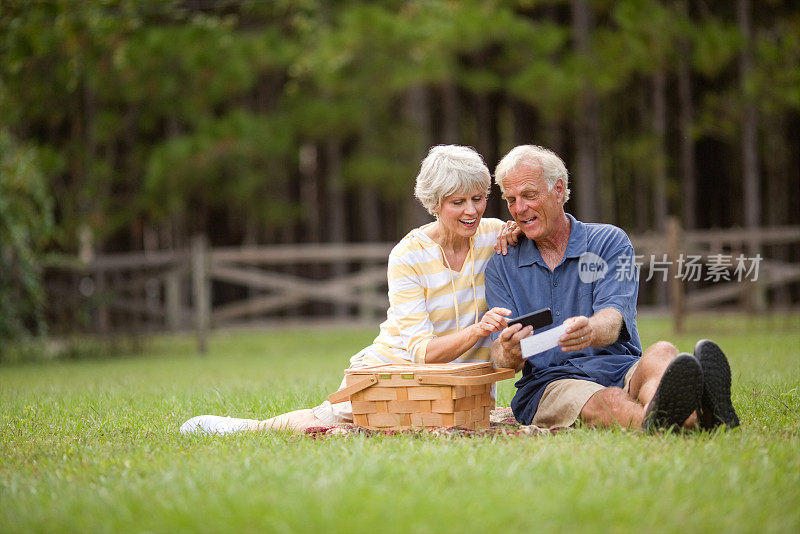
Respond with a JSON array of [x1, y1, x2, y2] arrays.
[[531, 360, 640, 429]]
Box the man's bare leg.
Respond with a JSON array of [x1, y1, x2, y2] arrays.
[[581, 341, 700, 429], [580, 386, 645, 428], [627, 341, 698, 428], [628, 342, 678, 403]]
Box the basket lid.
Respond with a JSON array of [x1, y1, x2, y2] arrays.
[[345, 362, 492, 376]]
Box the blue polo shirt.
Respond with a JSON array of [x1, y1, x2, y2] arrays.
[[486, 214, 642, 425]]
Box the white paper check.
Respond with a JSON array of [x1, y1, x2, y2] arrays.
[[520, 323, 568, 359]]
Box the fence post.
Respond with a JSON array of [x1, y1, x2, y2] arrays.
[[165, 268, 182, 332], [667, 217, 684, 334], [192, 235, 210, 354], [358, 283, 380, 323], [745, 235, 767, 314], [94, 268, 110, 335]]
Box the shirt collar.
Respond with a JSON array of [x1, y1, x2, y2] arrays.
[[564, 213, 588, 259], [517, 213, 588, 268]]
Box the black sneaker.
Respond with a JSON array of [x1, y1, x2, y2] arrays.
[[642, 353, 704, 432], [694, 339, 740, 430]]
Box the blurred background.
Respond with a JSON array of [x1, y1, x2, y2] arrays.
[[1, 0, 798, 350]]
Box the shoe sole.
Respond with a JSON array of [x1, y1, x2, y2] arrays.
[[695, 339, 740, 429], [643, 354, 703, 432], [180, 415, 256, 435]]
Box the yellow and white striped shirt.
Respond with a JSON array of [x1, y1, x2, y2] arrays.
[[350, 218, 505, 367]]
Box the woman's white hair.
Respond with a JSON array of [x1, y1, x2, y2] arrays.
[[414, 145, 492, 216], [494, 145, 571, 204]]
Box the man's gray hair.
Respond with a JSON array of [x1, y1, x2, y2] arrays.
[[494, 145, 571, 205], [414, 145, 491, 216]]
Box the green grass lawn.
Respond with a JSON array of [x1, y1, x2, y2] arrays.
[[1, 313, 799, 533]]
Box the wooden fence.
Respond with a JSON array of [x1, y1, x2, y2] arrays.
[[45, 222, 800, 351]]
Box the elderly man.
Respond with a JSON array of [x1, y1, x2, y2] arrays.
[[487, 145, 739, 431]]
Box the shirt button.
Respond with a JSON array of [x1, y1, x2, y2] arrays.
[[553, 282, 558, 287], [556, 311, 560, 316]]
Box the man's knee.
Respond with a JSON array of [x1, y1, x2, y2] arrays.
[[638, 341, 679, 376], [645, 340, 679, 360], [629, 341, 680, 401], [580, 387, 638, 428]]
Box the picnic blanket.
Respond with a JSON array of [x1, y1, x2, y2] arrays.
[[302, 407, 565, 438]]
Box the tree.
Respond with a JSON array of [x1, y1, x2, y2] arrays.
[[571, 0, 601, 222], [737, 0, 760, 229], [0, 130, 57, 341]]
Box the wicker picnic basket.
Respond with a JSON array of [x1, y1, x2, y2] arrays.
[[328, 362, 514, 430]]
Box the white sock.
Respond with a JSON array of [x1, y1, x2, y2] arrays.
[[180, 415, 258, 435]]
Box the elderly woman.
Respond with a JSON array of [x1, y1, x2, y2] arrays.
[[181, 145, 516, 435]]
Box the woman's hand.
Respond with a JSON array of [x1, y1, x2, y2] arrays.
[[494, 221, 523, 255], [424, 307, 511, 364], [473, 307, 512, 337]]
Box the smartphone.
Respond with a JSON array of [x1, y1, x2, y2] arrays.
[[508, 307, 553, 330]]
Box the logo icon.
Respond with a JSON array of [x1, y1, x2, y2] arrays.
[[578, 252, 608, 283]]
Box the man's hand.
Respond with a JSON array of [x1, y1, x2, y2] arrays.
[[558, 309, 623, 352], [558, 315, 593, 352], [491, 323, 533, 372]]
